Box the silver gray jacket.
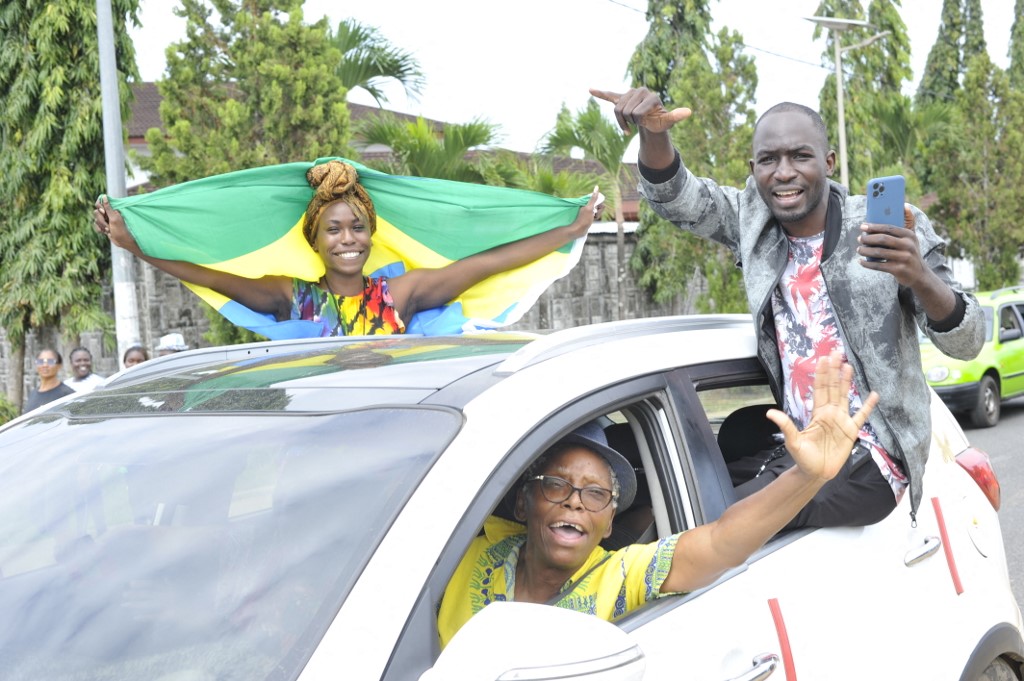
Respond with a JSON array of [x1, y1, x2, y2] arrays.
[[640, 164, 985, 520]]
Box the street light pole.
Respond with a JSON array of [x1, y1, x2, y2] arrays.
[[833, 34, 849, 188], [96, 0, 141, 365], [806, 17, 889, 189]]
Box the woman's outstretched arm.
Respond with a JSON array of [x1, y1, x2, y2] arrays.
[[387, 189, 604, 320], [95, 198, 294, 320]]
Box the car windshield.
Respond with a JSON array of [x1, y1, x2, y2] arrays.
[[0, 407, 459, 680]]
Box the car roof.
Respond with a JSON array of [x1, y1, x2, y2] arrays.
[[974, 286, 1024, 304], [44, 315, 755, 419]]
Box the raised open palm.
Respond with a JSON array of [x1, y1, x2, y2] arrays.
[[766, 353, 878, 482]]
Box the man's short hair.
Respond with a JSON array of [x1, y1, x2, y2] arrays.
[[756, 102, 830, 150]]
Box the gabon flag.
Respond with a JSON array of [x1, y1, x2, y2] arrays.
[[107, 158, 591, 339]]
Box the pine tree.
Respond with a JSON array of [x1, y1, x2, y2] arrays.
[[928, 54, 1024, 289], [961, 0, 987, 61], [628, 1, 757, 313], [0, 1, 139, 408], [1008, 0, 1024, 90], [917, 0, 966, 105]]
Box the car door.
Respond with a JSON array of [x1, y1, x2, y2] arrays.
[[620, 357, 961, 680], [1001, 303, 1024, 398]]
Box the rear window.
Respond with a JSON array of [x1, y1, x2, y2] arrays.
[[0, 407, 459, 680]]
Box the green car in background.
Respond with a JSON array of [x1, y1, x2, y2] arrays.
[[920, 287, 1024, 428]]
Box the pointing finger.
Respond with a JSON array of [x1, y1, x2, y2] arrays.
[[664, 107, 693, 124], [589, 88, 620, 104]]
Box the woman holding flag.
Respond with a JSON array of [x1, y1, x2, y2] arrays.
[[95, 159, 603, 338]]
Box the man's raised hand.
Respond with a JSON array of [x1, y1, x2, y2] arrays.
[[765, 352, 878, 483], [589, 87, 691, 135]]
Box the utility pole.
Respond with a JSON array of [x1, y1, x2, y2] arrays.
[[96, 0, 141, 367], [805, 17, 889, 189]]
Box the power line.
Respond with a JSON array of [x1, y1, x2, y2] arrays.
[[604, 0, 830, 71]]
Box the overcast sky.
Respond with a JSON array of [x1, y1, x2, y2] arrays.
[[129, 0, 1015, 160]]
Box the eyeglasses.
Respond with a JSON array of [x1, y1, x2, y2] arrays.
[[527, 475, 616, 512], [35, 358, 58, 366]]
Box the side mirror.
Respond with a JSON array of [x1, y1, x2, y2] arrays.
[[420, 601, 645, 681], [999, 327, 1022, 343]]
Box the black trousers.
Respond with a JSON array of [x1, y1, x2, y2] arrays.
[[732, 444, 898, 529]]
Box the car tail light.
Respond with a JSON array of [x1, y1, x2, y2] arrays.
[[955, 447, 1001, 511]]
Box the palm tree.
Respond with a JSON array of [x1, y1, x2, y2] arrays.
[[357, 112, 499, 182], [483, 151, 603, 200], [866, 96, 952, 190], [331, 18, 425, 106], [543, 99, 634, 319]]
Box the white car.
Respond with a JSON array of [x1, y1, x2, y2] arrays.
[[0, 315, 1020, 680]]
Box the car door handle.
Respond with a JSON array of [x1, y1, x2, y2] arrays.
[[724, 652, 780, 681], [905, 535, 942, 567]]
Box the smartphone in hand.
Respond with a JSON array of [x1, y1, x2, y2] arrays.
[[864, 175, 905, 262]]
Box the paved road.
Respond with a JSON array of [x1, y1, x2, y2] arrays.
[[956, 397, 1024, 610]]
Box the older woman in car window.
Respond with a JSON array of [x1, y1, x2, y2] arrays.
[[437, 353, 876, 648]]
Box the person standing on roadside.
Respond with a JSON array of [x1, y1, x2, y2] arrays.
[[24, 349, 76, 414], [64, 347, 105, 393]]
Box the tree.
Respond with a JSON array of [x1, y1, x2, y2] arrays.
[[628, 0, 757, 314], [142, 0, 353, 185], [329, 17, 424, 107], [864, 96, 952, 197], [357, 112, 499, 182], [928, 53, 1024, 289], [543, 100, 634, 319], [1009, 0, 1024, 90], [139, 0, 355, 345], [478, 151, 602, 201], [0, 0, 139, 409], [916, 0, 987, 106], [813, 0, 913, 189]]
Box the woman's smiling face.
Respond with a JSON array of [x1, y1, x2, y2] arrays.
[[315, 201, 372, 274]]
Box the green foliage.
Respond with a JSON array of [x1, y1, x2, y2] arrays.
[[917, 0, 987, 106], [864, 96, 953, 197], [329, 17, 424, 106], [926, 54, 1024, 289], [542, 99, 639, 318], [139, 0, 360, 347], [962, 0, 987, 60], [0, 394, 17, 426], [357, 112, 498, 182], [477, 152, 603, 202], [142, 0, 353, 186], [629, 3, 757, 314], [202, 304, 267, 346], [0, 1, 138, 348], [814, 0, 913, 189], [1010, 0, 1024, 90]]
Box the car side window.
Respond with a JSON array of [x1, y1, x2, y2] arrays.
[[999, 305, 1023, 342], [1000, 306, 1018, 332], [383, 383, 688, 680], [697, 383, 780, 492]]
